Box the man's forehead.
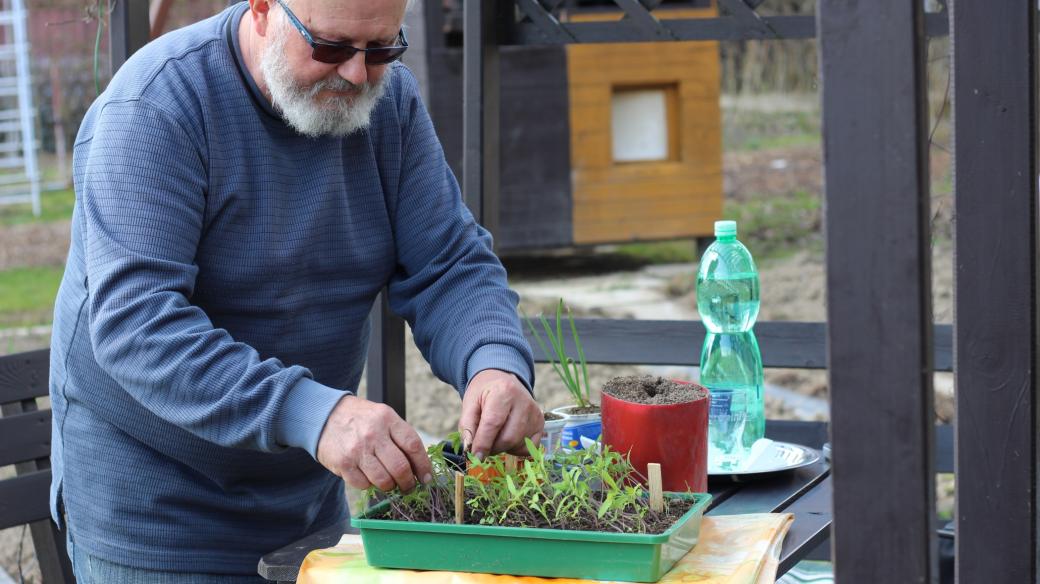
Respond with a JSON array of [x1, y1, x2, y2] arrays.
[[291, 0, 408, 26], [298, 0, 405, 42]]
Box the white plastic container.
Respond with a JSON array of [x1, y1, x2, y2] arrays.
[[552, 405, 602, 451], [541, 413, 568, 454]]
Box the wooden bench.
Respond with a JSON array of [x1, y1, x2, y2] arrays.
[[0, 349, 75, 584]]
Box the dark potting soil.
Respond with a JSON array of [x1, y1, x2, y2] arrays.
[[368, 494, 696, 534], [544, 411, 564, 421], [565, 405, 601, 415], [602, 375, 707, 405]]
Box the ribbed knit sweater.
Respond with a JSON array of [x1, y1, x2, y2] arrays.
[[49, 3, 533, 574]]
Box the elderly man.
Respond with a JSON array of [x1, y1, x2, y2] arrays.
[[49, 0, 542, 581]]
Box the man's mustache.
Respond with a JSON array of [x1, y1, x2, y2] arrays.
[[307, 77, 372, 97]]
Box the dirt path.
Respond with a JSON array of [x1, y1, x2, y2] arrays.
[[0, 221, 70, 271]]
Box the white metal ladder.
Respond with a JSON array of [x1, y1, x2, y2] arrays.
[[0, 0, 39, 216]]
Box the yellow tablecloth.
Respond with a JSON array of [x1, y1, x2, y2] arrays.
[[297, 513, 793, 584]]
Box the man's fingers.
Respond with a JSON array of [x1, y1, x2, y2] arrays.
[[458, 395, 482, 452], [507, 430, 544, 457], [358, 452, 395, 492], [375, 441, 418, 492], [341, 462, 371, 490], [470, 401, 509, 460], [390, 421, 433, 484], [491, 408, 528, 454]]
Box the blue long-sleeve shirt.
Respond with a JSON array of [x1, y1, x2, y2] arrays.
[[49, 3, 533, 574]]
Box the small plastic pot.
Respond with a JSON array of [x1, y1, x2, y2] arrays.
[[552, 405, 602, 451], [541, 414, 568, 454], [601, 381, 709, 493]]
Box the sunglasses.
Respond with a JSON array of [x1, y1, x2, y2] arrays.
[[273, 0, 409, 65]]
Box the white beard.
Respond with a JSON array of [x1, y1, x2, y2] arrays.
[[259, 16, 389, 138]]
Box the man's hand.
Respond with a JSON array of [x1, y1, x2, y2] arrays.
[[459, 369, 544, 459], [316, 396, 433, 492]]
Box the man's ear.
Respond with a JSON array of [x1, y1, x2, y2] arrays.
[[248, 0, 274, 37]]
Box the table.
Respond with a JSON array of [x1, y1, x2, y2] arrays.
[[258, 420, 831, 583]]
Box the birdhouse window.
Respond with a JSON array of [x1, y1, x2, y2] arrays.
[[611, 85, 678, 163]]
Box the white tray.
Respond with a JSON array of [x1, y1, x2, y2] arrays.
[[708, 440, 821, 480]]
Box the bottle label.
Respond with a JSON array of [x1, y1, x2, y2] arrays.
[[710, 391, 732, 421], [561, 420, 602, 451]]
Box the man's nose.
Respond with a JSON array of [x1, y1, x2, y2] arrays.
[[337, 52, 368, 86]]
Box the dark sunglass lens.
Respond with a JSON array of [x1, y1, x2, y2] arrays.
[[312, 45, 358, 64], [365, 46, 408, 65]]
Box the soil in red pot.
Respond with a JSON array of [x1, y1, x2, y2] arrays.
[[603, 375, 707, 405]]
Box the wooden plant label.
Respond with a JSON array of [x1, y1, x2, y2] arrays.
[[648, 463, 664, 513], [455, 472, 465, 524]]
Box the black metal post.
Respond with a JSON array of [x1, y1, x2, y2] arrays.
[[951, 0, 1039, 580], [819, 1, 936, 581], [462, 0, 501, 236], [366, 292, 406, 419], [109, 0, 150, 73], [423, 0, 445, 50]]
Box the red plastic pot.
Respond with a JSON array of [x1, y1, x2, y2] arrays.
[[601, 380, 709, 493]]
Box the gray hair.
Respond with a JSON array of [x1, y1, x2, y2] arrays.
[[278, 0, 419, 15], [271, 0, 419, 40]]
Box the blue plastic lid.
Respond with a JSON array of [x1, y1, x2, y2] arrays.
[[714, 220, 737, 238]]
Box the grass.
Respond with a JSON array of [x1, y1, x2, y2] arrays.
[[0, 186, 74, 330], [0, 187, 76, 227], [614, 240, 698, 265], [724, 189, 822, 261], [608, 187, 823, 267], [723, 109, 821, 152], [737, 132, 820, 152], [653, 189, 823, 299], [0, 266, 64, 328]]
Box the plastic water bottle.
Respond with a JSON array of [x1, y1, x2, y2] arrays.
[[696, 220, 765, 470], [696, 221, 760, 332]]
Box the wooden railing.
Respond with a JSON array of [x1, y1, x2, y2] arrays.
[[524, 320, 952, 371]]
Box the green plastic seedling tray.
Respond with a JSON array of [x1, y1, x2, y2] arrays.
[[352, 492, 712, 583]]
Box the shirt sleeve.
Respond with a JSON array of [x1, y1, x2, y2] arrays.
[[383, 67, 535, 395], [79, 99, 344, 456]]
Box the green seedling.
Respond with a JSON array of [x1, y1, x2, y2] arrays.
[[363, 434, 679, 534], [521, 299, 593, 409]]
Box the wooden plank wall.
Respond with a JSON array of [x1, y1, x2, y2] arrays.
[[818, 0, 936, 581], [495, 47, 574, 250], [566, 8, 722, 245], [951, 0, 1039, 580], [427, 46, 574, 250]]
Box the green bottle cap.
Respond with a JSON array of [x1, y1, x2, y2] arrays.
[[714, 220, 737, 238]]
